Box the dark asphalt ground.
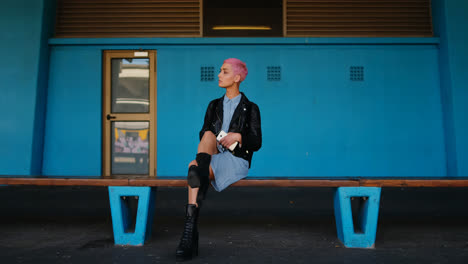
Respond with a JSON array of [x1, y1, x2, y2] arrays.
[[0, 186, 467, 264]]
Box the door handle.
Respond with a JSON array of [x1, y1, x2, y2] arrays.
[[106, 114, 116, 120]]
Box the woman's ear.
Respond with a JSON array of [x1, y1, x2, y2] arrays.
[[234, 74, 241, 83]]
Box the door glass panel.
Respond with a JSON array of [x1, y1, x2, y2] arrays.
[[111, 58, 149, 113], [112, 121, 149, 175]]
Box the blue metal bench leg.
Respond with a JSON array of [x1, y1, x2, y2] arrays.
[[108, 186, 156, 246], [334, 187, 381, 248]]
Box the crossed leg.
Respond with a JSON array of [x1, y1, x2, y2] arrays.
[[188, 131, 218, 206]]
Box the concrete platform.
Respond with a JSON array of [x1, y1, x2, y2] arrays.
[[0, 186, 467, 263]]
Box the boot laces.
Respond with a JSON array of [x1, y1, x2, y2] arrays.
[[180, 216, 195, 247]]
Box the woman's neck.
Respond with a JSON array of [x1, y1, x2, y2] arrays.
[[225, 85, 240, 99]]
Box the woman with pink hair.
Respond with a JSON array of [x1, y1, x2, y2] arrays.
[[176, 58, 262, 261]]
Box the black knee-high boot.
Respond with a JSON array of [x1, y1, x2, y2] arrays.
[[176, 204, 199, 261], [195, 153, 211, 205], [186, 153, 212, 206]]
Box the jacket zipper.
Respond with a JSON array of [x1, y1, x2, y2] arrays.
[[216, 110, 222, 123], [214, 106, 222, 134]]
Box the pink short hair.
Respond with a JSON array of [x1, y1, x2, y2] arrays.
[[224, 58, 248, 82]]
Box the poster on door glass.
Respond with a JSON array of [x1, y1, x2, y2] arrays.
[[114, 127, 149, 154], [112, 122, 149, 175]]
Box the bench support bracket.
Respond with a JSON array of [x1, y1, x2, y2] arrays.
[[334, 187, 381, 248], [108, 186, 156, 246]]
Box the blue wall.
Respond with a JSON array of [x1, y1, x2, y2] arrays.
[[2, 1, 467, 178], [43, 43, 445, 177], [42, 47, 103, 175], [0, 0, 55, 175], [433, 0, 468, 176]]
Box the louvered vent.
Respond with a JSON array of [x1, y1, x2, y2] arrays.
[[284, 0, 433, 37], [350, 66, 364, 81], [201, 66, 215, 81], [55, 0, 202, 38], [267, 66, 281, 81]]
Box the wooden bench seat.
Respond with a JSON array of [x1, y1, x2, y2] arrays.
[[1, 175, 467, 248], [2, 176, 468, 187], [359, 178, 468, 187], [0, 176, 358, 187]]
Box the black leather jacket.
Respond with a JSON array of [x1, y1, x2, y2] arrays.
[[199, 92, 262, 168]]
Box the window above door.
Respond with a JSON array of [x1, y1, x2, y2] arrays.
[[55, 0, 433, 38]]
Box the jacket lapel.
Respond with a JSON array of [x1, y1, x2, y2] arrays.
[[229, 93, 248, 130], [215, 95, 224, 123]]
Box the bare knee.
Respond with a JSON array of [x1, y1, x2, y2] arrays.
[[199, 131, 218, 155], [201, 130, 216, 141], [188, 160, 198, 168]]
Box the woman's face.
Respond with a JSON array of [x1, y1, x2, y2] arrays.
[[218, 63, 240, 88]]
